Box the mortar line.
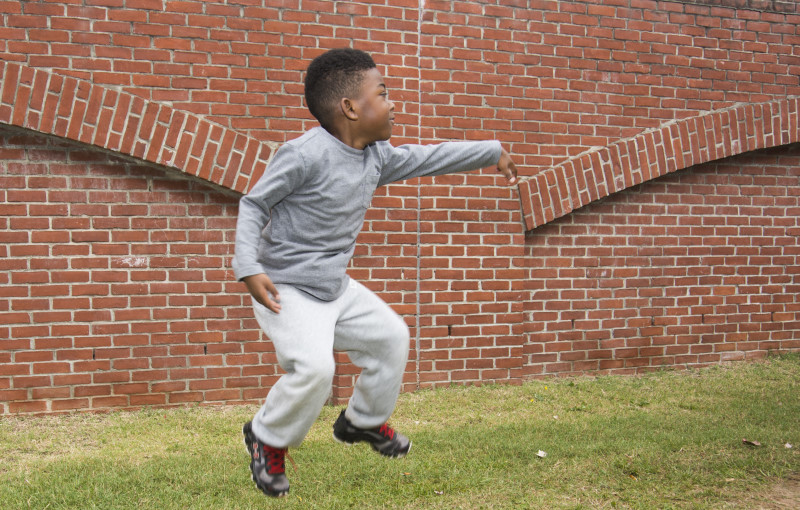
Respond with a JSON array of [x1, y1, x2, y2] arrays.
[[414, 0, 425, 391]]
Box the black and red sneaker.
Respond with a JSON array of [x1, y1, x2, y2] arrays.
[[332, 409, 411, 458], [242, 421, 290, 498]]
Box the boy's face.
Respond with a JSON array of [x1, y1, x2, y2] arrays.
[[353, 68, 395, 143]]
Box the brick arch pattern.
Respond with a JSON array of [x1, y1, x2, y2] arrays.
[[517, 97, 800, 232], [0, 61, 271, 194], [5, 60, 800, 236]]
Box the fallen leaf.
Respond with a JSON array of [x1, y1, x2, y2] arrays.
[[742, 438, 762, 447]]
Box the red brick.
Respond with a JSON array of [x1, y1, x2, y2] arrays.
[[9, 400, 48, 414], [91, 396, 130, 409], [168, 392, 203, 403], [2, 5, 800, 414], [129, 394, 167, 406]]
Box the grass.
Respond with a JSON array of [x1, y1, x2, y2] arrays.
[[1, 354, 798, 509]]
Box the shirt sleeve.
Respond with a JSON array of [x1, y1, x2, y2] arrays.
[[231, 144, 305, 281], [376, 140, 502, 186]]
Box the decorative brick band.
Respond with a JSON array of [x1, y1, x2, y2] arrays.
[[0, 61, 272, 194], [517, 97, 800, 231], [6, 61, 799, 236], [685, 0, 798, 13]]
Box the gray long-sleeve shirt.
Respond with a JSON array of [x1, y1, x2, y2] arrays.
[[232, 126, 502, 301]]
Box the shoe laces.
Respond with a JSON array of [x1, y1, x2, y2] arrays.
[[378, 423, 395, 440], [262, 444, 288, 475]]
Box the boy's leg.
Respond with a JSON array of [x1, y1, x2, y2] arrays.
[[250, 284, 338, 448], [332, 280, 411, 429]]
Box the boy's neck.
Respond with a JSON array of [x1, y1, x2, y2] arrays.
[[324, 123, 373, 151]]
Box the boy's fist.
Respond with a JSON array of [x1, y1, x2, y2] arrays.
[[497, 149, 518, 184], [243, 273, 282, 313]]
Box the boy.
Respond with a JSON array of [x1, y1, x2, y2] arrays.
[[233, 48, 518, 498]]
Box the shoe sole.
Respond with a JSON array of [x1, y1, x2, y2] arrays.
[[243, 422, 254, 456], [333, 433, 412, 458]]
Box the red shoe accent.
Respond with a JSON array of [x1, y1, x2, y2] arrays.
[[378, 423, 395, 440], [261, 444, 286, 475]]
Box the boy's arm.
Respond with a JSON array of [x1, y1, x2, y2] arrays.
[[236, 196, 282, 312], [232, 145, 304, 313], [377, 140, 517, 185]]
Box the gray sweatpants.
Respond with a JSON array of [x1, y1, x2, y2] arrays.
[[250, 279, 411, 448]]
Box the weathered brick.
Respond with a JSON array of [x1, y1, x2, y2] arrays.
[[2, 1, 800, 415]]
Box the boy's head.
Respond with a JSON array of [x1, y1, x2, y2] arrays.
[[304, 48, 384, 133]]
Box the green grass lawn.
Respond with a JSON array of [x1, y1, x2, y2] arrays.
[[1, 354, 798, 509]]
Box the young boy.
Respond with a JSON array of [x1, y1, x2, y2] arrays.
[[233, 48, 518, 498]]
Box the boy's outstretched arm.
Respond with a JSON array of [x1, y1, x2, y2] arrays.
[[243, 273, 282, 313], [497, 148, 518, 185]]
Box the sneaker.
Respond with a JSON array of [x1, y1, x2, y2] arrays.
[[242, 421, 290, 498], [332, 409, 411, 458]]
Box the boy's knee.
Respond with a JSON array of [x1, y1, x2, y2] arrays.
[[297, 357, 336, 388], [389, 318, 410, 356], [383, 312, 408, 340], [399, 321, 410, 346]]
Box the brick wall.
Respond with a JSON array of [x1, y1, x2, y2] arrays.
[[526, 144, 800, 375], [2, 0, 800, 414], [0, 126, 268, 414]]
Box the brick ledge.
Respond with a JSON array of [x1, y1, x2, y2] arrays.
[[517, 97, 800, 231], [0, 61, 273, 195]]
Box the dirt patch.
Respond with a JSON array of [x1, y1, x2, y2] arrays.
[[754, 473, 800, 509]]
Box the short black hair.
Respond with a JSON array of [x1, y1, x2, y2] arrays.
[[304, 48, 376, 130]]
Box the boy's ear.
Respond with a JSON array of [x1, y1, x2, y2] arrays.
[[340, 97, 358, 121]]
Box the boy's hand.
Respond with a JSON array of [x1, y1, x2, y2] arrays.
[[243, 273, 282, 313], [497, 148, 518, 185]]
